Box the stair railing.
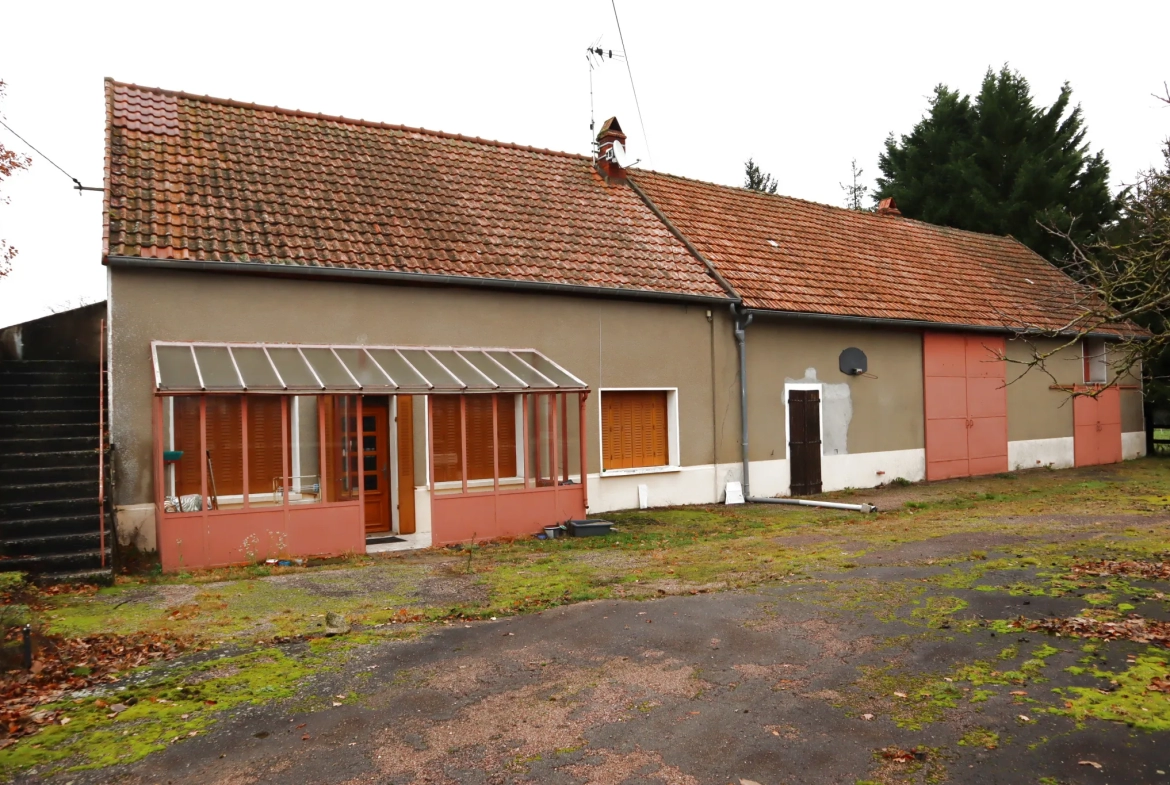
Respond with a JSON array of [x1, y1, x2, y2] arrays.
[[98, 318, 106, 569]]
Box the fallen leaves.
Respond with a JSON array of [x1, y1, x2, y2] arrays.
[[1, 631, 188, 743], [1011, 614, 1170, 647], [1070, 559, 1170, 582], [880, 747, 927, 763], [1148, 675, 1170, 693], [1079, 760, 1103, 769]]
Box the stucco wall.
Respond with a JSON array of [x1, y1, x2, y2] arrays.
[[1004, 337, 1079, 441], [108, 268, 734, 507], [739, 318, 925, 461]]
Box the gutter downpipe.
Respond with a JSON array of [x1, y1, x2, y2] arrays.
[[732, 303, 876, 514]]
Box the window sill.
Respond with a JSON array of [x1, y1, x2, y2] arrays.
[[600, 465, 681, 478]]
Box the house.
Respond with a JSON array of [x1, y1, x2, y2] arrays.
[[92, 80, 1143, 574]]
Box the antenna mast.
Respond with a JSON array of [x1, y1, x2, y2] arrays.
[[585, 40, 623, 155]]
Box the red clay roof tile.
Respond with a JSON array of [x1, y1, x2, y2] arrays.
[[631, 169, 1107, 332], [103, 81, 729, 300]]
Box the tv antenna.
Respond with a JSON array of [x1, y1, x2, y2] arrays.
[[585, 38, 624, 152]]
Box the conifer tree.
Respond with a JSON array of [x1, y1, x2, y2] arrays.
[[875, 66, 1114, 262]]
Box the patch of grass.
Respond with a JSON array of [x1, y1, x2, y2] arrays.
[[0, 643, 336, 776], [957, 727, 1000, 749], [1052, 651, 1170, 731]]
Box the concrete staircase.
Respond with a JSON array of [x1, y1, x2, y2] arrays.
[[0, 360, 113, 583]]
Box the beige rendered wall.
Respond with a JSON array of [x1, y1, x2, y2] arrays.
[[1004, 337, 1079, 441], [737, 318, 925, 461], [109, 268, 735, 507]]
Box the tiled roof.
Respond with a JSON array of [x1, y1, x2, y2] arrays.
[[103, 80, 730, 301], [632, 169, 1102, 332]]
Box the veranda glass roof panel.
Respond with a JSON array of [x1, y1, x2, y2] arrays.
[[397, 350, 464, 391], [366, 349, 431, 390], [192, 346, 242, 390], [154, 345, 201, 391], [230, 347, 283, 389], [299, 348, 361, 389], [487, 351, 557, 389], [266, 348, 322, 390], [511, 351, 586, 389], [332, 348, 394, 389], [429, 350, 496, 390], [151, 342, 588, 394]]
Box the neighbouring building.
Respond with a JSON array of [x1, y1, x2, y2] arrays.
[[86, 80, 1142, 573]]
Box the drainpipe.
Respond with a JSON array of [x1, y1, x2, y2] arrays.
[[731, 304, 876, 514]]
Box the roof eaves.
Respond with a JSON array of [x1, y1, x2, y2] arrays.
[[104, 255, 735, 306]]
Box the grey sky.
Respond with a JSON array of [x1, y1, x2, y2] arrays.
[[0, 0, 1166, 328]]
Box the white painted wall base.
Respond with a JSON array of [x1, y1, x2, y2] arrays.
[[115, 503, 157, 552], [412, 486, 433, 540], [1008, 437, 1074, 471], [585, 449, 926, 513], [1123, 431, 1147, 461], [822, 448, 925, 492]]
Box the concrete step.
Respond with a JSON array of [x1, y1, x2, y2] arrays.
[[0, 396, 98, 413], [33, 567, 114, 586], [3, 479, 99, 505], [2, 529, 103, 557], [0, 497, 100, 523], [0, 512, 104, 539], [0, 548, 111, 576], [0, 423, 97, 440], [0, 449, 98, 470], [0, 409, 99, 426], [0, 435, 100, 454], [0, 464, 96, 485]]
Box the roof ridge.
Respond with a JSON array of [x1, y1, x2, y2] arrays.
[[104, 77, 591, 162], [629, 167, 1034, 249]]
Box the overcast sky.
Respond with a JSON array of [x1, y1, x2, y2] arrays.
[[0, 0, 1167, 328]]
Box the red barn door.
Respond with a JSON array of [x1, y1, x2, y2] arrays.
[[924, 333, 1008, 481], [1073, 387, 1122, 467]]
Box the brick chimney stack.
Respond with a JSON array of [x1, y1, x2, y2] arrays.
[[595, 116, 627, 182], [877, 197, 902, 217]]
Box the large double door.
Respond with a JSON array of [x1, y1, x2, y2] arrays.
[[924, 332, 1008, 481], [1073, 387, 1122, 467], [359, 397, 416, 535]]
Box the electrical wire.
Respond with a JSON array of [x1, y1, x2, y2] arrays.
[[610, 0, 653, 166], [0, 118, 87, 191]]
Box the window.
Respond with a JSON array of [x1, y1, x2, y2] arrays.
[[601, 390, 670, 471], [431, 394, 517, 483], [1083, 338, 1107, 384]]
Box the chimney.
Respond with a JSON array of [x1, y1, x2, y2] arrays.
[[877, 197, 902, 217], [595, 116, 627, 182]]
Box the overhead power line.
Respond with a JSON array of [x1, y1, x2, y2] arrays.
[[610, 0, 652, 166], [0, 118, 100, 193]]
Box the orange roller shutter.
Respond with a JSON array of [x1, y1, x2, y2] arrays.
[[602, 391, 668, 471]]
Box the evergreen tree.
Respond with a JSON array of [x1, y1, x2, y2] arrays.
[[744, 158, 778, 194], [875, 66, 1115, 261]]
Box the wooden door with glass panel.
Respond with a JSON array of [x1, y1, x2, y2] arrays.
[[361, 400, 391, 533]]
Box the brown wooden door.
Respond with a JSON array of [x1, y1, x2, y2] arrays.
[[395, 397, 416, 535], [362, 401, 391, 534], [788, 389, 822, 495]]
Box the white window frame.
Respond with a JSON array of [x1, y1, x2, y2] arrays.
[[597, 387, 681, 477], [783, 382, 825, 462], [1083, 338, 1108, 384]]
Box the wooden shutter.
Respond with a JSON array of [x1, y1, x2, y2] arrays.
[[173, 397, 202, 497], [205, 397, 243, 496], [601, 391, 668, 471], [246, 396, 284, 495], [431, 396, 462, 483], [432, 395, 516, 483]]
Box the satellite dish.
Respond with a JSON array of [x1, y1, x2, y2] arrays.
[[839, 347, 868, 376], [611, 140, 637, 169]]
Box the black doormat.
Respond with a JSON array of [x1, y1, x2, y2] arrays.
[[365, 534, 406, 545]]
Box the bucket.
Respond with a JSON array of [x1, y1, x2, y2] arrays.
[[543, 526, 560, 539]]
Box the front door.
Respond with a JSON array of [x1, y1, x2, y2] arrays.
[[789, 389, 823, 495], [361, 400, 391, 534]]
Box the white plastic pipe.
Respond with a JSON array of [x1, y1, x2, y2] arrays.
[[747, 496, 877, 514]]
